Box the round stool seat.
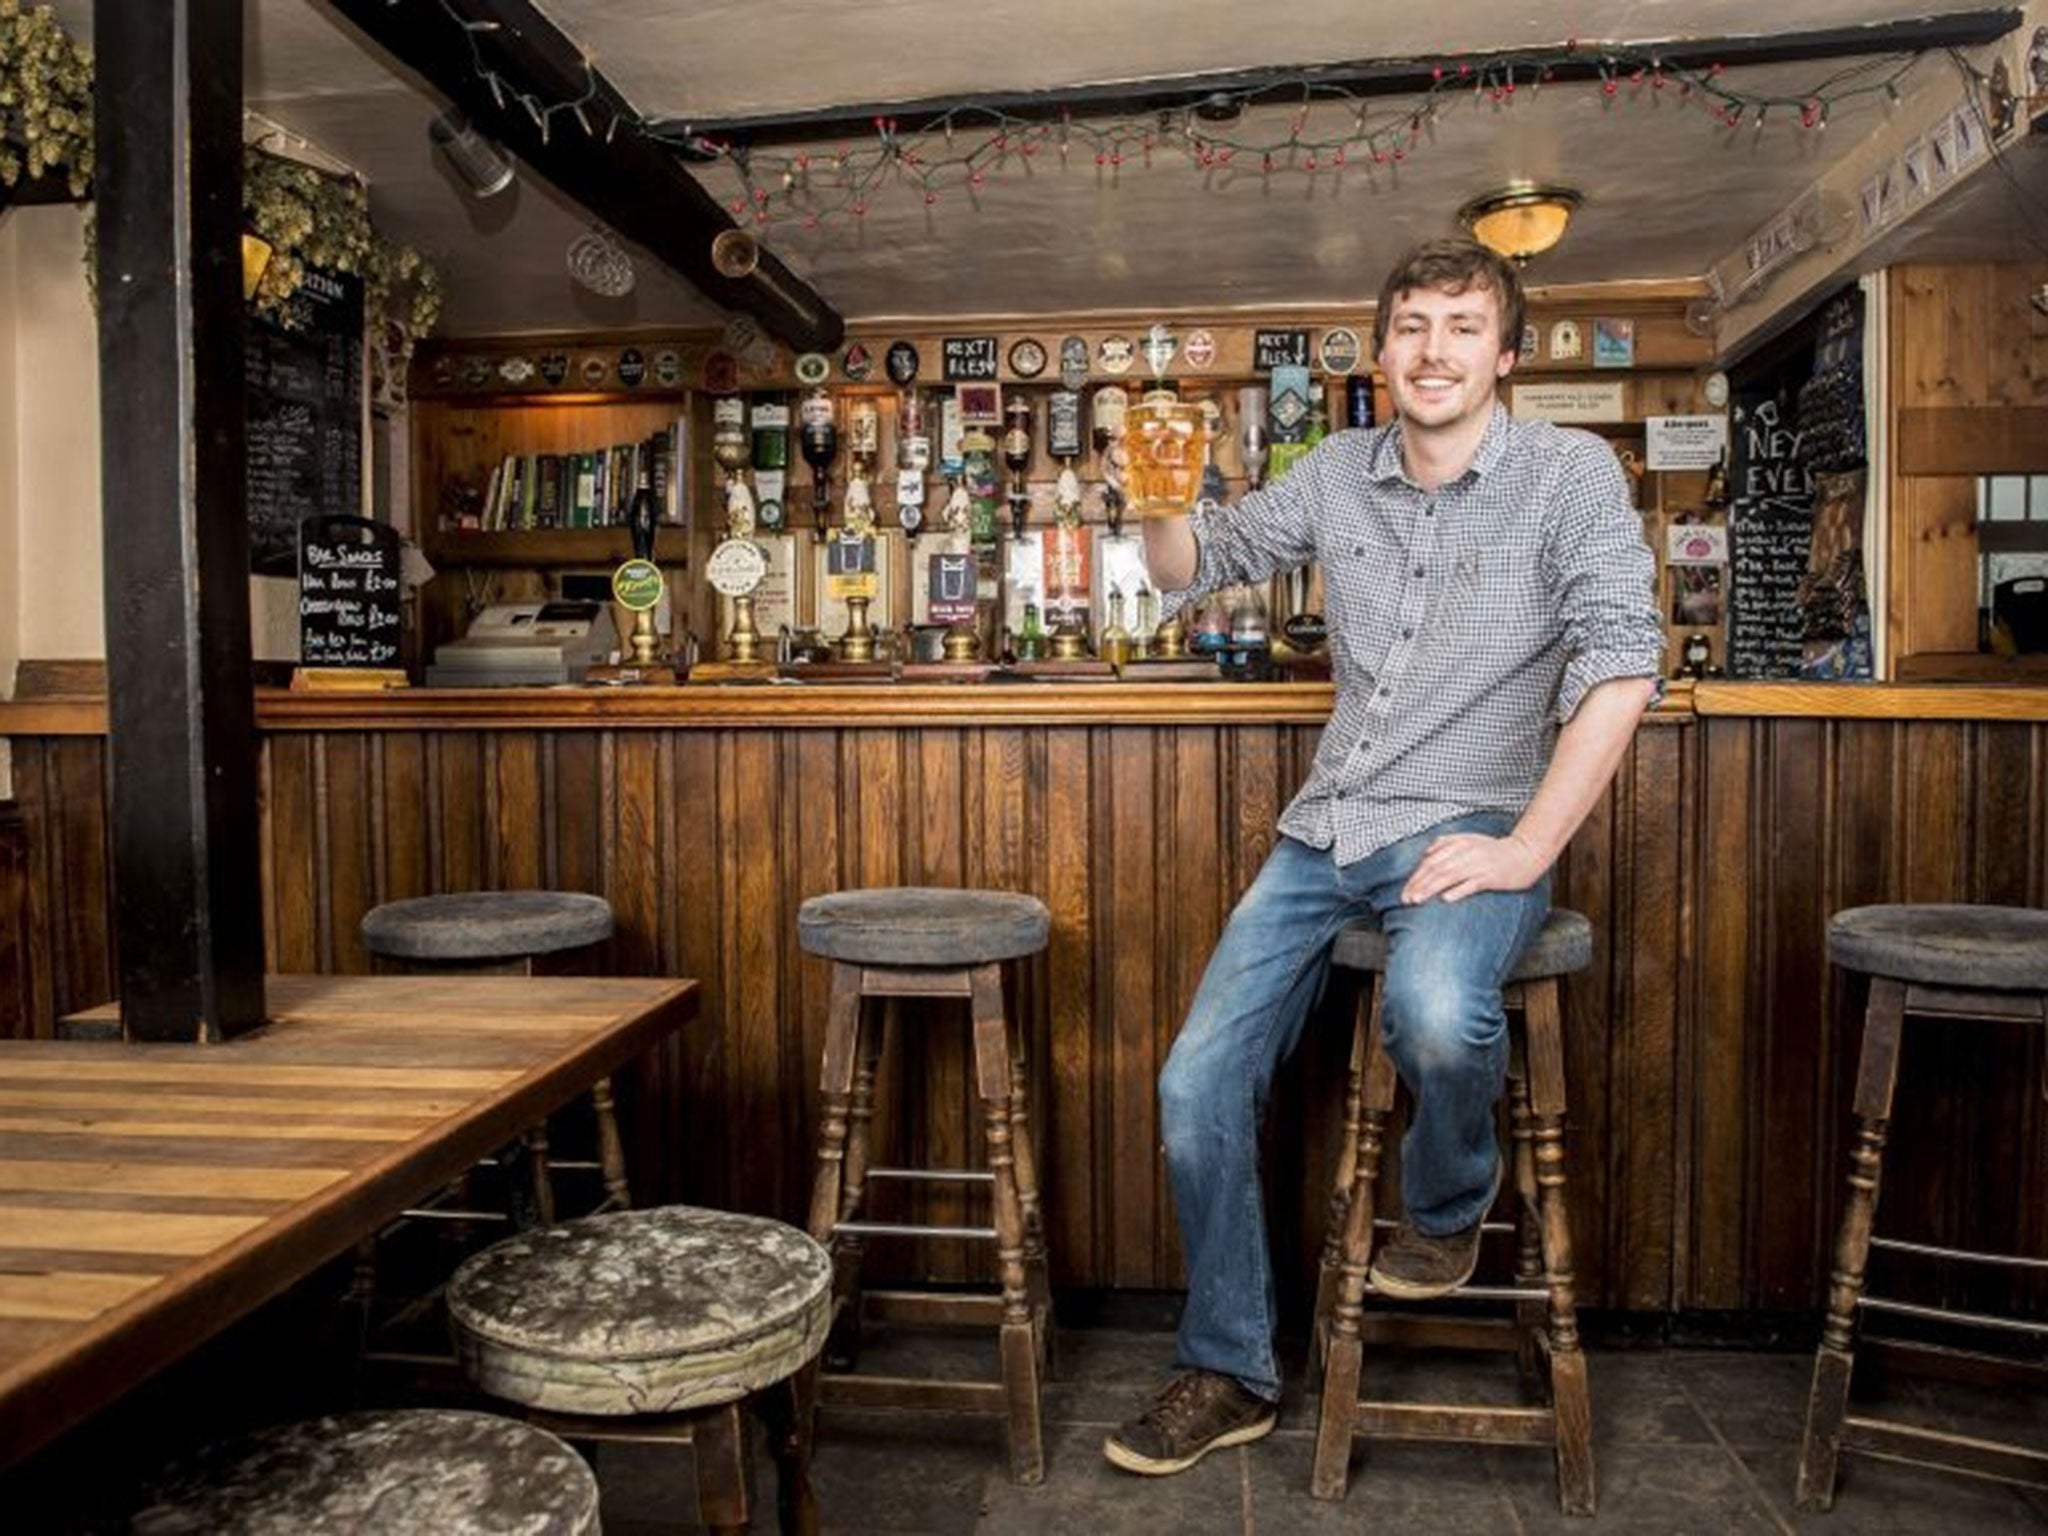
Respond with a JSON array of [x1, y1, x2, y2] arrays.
[[1829, 903, 2048, 991], [1331, 907, 1593, 981], [798, 887, 1051, 967], [361, 891, 613, 963], [130, 1409, 597, 1535], [449, 1206, 832, 1416]]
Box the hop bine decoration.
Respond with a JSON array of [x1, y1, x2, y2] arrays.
[[243, 150, 444, 336], [0, 6, 440, 342], [0, 0, 94, 196]]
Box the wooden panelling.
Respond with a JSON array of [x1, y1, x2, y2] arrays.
[[1886, 263, 2048, 669], [0, 805, 29, 1041], [5, 702, 2045, 1320], [1897, 406, 2048, 475], [1691, 714, 2048, 1314]]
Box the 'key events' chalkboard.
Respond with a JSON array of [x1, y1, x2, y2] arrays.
[[248, 268, 363, 577], [299, 515, 401, 668]]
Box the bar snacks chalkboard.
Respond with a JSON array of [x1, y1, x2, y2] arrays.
[[298, 515, 400, 668], [247, 269, 363, 577]]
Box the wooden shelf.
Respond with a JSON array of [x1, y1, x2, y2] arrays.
[[422, 527, 676, 568]]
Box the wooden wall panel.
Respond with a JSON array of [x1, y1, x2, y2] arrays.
[[9, 705, 2044, 1319], [1690, 715, 2048, 1312], [0, 804, 30, 1040]]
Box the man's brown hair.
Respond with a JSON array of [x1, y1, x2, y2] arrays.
[[1371, 238, 1526, 358]]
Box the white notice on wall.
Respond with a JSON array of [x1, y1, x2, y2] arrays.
[[1645, 415, 1730, 470], [1508, 381, 1626, 423], [1666, 523, 1731, 565]]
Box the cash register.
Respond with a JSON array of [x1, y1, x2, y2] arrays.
[[426, 601, 614, 687]]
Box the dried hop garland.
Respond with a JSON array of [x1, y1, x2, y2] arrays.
[[0, 0, 94, 195], [244, 150, 443, 336]]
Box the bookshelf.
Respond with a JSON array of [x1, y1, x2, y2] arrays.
[[412, 391, 714, 653]]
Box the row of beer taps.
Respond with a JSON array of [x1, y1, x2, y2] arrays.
[[708, 381, 1313, 548]]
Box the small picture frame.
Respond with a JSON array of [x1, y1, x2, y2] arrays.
[[956, 382, 1003, 428], [1592, 318, 1635, 369]]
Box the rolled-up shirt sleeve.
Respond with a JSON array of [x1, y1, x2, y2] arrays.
[[1543, 432, 1666, 723], [1158, 441, 1327, 621]]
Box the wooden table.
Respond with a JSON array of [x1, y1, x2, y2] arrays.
[[0, 972, 697, 1468]]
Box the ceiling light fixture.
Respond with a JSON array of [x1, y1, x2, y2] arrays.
[[429, 109, 515, 199], [1458, 183, 1582, 265]]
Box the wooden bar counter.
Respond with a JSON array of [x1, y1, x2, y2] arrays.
[[3, 680, 2044, 1325]]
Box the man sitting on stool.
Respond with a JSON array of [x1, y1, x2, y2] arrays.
[[1105, 238, 1662, 1476]]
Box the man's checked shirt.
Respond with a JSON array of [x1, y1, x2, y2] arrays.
[[1169, 405, 1663, 866]]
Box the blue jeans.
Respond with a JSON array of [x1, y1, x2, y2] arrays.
[[1158, 816, 1550, 1399]]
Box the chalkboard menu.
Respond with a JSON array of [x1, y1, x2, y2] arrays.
[[247, 269, 363, 577], [1723, 283, 1871, 679], [1725, 378, 1816, 678], [298, 515, 401, 668]]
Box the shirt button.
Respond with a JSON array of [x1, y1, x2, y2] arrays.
[[1413, 565, 1426, 579], [1352, 544, 1365, 557], [1378, 686, 1391, 697], [1425, 503, 1436, 517], [1401, 627, 1414, 640]]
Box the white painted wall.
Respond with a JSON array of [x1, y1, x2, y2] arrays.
[[2, 205, 103, 666], [0, 205, 104, 798]]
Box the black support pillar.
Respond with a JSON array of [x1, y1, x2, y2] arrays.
[[94, 0, 265, 1041]]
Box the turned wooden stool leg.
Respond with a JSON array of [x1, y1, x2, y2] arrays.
[[694, 1400, 755, 1535], [761, 1362, 820, 1536], [1508, 1021, 1548, 1401], [823, 995, 886, 1370], [1798, 975, 1907, 1512], [1313, 985, 1394, 1501], [1001, 959, 1056, 1379], [520, 1125, 556, 1227], [807, 962, 862, 1335], [973, 963, 1044, 1486], [1315, 990, 1373, 1363], [591, 1076, 632, 1211], [1524, 976, 1594, 1516]]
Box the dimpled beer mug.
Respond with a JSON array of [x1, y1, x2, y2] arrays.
[[1123, 388, 1206, 519]]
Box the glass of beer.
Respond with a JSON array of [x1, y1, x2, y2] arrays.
[[1123, 389, 1206, 518]]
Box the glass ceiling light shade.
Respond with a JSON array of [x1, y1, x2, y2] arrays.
[[568, 225, 636, 297], [1458, 184, 1582, 266]]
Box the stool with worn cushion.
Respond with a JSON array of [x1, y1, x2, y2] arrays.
[[1312, 907, 1598, 1516], [1797, 903, 2048, 1510], [361, 891, 627, 1221], [129, 1408, 599, 1535], [449, 1205, 832, 1536], [798, 886, 1054, 1485]]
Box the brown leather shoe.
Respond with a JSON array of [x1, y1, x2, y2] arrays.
[[1102, 1369, 1277, 1475], [1369, 1157, 1500, 1299], [1367, 1218, 1484, 1299]]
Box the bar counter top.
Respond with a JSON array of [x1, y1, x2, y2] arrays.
[[4, 678, 2047, 735]]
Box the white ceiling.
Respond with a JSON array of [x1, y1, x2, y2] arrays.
[[52, 1, 2048, 337]]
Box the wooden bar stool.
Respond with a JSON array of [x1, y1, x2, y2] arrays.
[[449, 1205, 832, 1536], [1797, 903, 2048, 1510], [129, 1408, 600, 1534], [1312, 908, 1597, 1515], [361, 891, 628, 1221], [798, 886, 1053, 1485]]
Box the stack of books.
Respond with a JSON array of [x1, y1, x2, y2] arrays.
[[474, 416, 689, 530]]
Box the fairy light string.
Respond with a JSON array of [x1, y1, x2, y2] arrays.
[[427, 5, 1937, 232]]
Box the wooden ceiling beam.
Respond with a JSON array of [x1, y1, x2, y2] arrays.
[[660, 10, 2022, 149], [324, 0, 843, 352]]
